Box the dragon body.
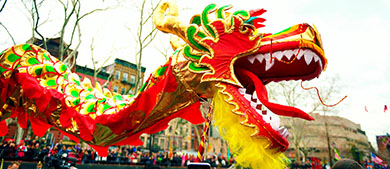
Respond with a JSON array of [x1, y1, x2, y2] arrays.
[[0, 2, 326, 169]]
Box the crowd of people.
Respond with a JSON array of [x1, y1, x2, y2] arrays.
[[0, 137, 234, 168], [2, 137, 389, 169]]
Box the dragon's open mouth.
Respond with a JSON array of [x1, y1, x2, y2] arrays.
[[229, 23, 326, 151]]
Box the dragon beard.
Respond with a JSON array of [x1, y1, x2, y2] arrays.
[[213, 89, 288, 169]]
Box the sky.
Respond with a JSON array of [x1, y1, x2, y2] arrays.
[[1, 0, 390, 150]]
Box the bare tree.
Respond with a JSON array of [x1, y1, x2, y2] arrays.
[[0, 0, 7, 13], [267, 75, 344, 164], [0, 0, 16, 45], [21, 0, 113, 66], [56, 0, 112, 62], [127, 0, 161, 93]]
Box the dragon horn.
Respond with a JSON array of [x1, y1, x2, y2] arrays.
[[154, 1, 189, 43]]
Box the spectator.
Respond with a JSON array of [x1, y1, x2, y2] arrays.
[[16, 142, 27, 159], [332, 159, 364, 169], [7, 161, 20, 169], [36, 161, 43, 169]]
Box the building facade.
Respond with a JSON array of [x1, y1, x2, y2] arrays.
[[75, 65, 112, 89], [105, 58, 146, 95], [376, 135, 390, 161], [282, 113, 371, 162]]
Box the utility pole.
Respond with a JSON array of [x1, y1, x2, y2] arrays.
[[325, 119, 333, 166]]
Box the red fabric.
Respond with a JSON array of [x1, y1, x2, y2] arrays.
[[200, 16, 261, 85], [237, 68, 313, 120], [28, 115, 52, 137], [96, 63, 178, 135], [35, 88, 52, 112], [74, 113, 95, 141], [114, 133, 143, 147], [89, 145, 109, 157], [15, 72, 45, 99], [248, 8, 267, 28], [58, 129, 80, 143], [249, 8, 266, 17], [59, 104, 76, 128], [0, 120, 8, 136], [13, 107, 27, 129]]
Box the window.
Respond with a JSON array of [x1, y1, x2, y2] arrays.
[[160, 139, 165, 148], [115, 70, 121, 80], [63, 136, 69, 141], [47, 133, 53, 145], [123, 73, 128, 82], [113, 85, 118, 92], [130, 75, 135, 84], [121, 87, 126, 94]]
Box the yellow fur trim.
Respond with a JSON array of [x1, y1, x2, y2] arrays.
[[213, 91, 288, 169]]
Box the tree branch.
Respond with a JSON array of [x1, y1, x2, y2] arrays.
[[0, 0, 7, 13], [0, 22, 15, 45], [33, 0, 47, 49]]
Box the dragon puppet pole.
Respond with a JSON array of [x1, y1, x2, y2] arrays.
[[195, 106, 212, 162]]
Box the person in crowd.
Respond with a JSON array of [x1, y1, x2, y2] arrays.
[[7, 161, 20, 169], [332, 159, 364, 169], [36, 161, 43, 169], [16, 142, 27, 160]]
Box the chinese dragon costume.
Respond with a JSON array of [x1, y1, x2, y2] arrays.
[[0, 2, 326, 169]]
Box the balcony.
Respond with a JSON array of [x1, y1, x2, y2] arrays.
[[120, 80, 135, 86]]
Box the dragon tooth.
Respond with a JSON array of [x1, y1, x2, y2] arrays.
[[265, 61, 274, 71], [250, 102, 257, 108], [313, 55, 320, 62], [270, 114, 281, 131], [264, 53, 274, 71], [238, 88, 246, 94], [304, 54, 314, 65], [273, 51, 283, 60], [252, 92, 258, 100], [255, 54, 265, 63], [283, 50, 294, 60], [248, 55, 256, 64], [244, 94, 251, 101], [262, 114, 270, 123], [297, 49, 305, 60]]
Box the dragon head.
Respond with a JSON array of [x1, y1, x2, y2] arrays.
[[155, 2, 326, 167]]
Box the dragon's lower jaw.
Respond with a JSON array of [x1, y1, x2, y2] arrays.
[[220, 68, 314, 152]]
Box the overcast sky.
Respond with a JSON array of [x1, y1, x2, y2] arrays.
[[1, 0, 390, 150]]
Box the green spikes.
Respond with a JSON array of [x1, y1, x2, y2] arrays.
[[189, 62, 209, 72], [184, 46, 202, 60], [157, 66, 167, 76], [202, 4, 217, 38], [191, 15, 202, 25], [217, 5, 232, 19], [187, 25, 208, 52]]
